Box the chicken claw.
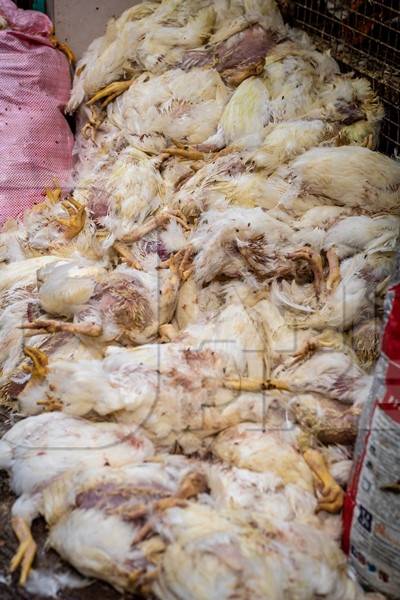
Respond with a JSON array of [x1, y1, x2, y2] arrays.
[[50, 32, 76, 65], [81, 106, 104, 141], [86, 79, 133, 106], [20, 319, 102, 338], [23, 346, 48, 379], [326, 248, 341, 291], [168, 246, 195, 281], [37, 397, 63, 412], [10, 516, 37, 586], [223, 377, 290, 392], [164, 147, 206, 161], [122, 210, 189, 244], [288, 247, 324, 296], [303, 449, 344, 513], [44, 186, 62, 204], [113, 241, 142, 270], [293, 331, 343, 364], [55, 198, 86, 240]]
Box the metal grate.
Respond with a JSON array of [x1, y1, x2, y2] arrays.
[[290, 0, 400, 157]]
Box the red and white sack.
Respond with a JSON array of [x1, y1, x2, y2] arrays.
[[343, 256, 400, 599], [0, 0, 73, 225]]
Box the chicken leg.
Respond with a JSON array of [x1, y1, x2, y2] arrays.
[[223, 377, 290, 392], [81, 106, 105, 141], [50, 29, 76, 65], [303, 448, 344, 513], [164, 147, 207, 161], [20, 319, 102, 338], [326, 248, 341, 291], [287, 247, 324, 296], [55, 198, 86, 240], [9, 516, 37, 585], [113, 241, 143, 270], [168, 246, 195, 281], [86, 79, 133, 107], [121, 210, 189, 244], [23, 346, 48, 379], [292, 330, 343, 363]]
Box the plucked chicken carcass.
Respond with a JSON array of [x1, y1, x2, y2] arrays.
[[0, 412, 154, 584], [1, 0, 400, 595]]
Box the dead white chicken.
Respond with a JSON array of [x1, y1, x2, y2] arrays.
[[76, 148, 168, 238], [106, 67, 229, 154], [0, 219, 29, 263], [180, 7, 285, 84], [174, 277, 259, 332], [206, 461, 318, 524], [0, 256, 62, 384], [291, 213, 400, 291], [198, 76, 271, 151], [67, 0, 217, 111], [19, 302, 269, 450], [208, 0, 285, 48], [40, 457, 207, 592], [67, 1, 158, 111], [272, 346, 371, 406], [21, 261, 181, 346], [188, 206, 328, 295], [284, 252, 395, 332], [0, 412, 154, 584], [212, 422, 345, 514], [196, 33, 338, 154], [308, 74, 384, 148], [281, 146, 400, 214], [16, 188, 97, 256], [248, 118, 335, 174], [153, 502, 368, 600], [262, 38, 339, 122]]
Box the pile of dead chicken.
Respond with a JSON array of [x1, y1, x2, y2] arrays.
[[0, 0, 399, 597]]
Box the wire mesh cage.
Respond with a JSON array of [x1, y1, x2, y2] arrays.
[[289, 0, 400, 157]]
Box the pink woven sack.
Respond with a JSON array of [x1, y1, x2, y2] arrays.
[[0, 0, 73, 224]]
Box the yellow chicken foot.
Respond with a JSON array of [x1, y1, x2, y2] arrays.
[[44, 186, 62, 204], [288, 247, 324, 296], [20, 319, 102, 338], [55, 198, 86, 240], [113, 241, 142, 270], [164, 147, 207, 161], [122, 210, 189, 244], [223, 377, 290, 392], [23, 347, 48, 379], [303, 448, 344, 513], [37, 397, 63, 412], [81, 106, 104, 141], [49, 32, 76, 65], [293, 332, 342, 364], [86, 79, 134, 106], [326, 248, 341, 291], [168, 246, 195, 281], [9, 516, 37, 586]]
